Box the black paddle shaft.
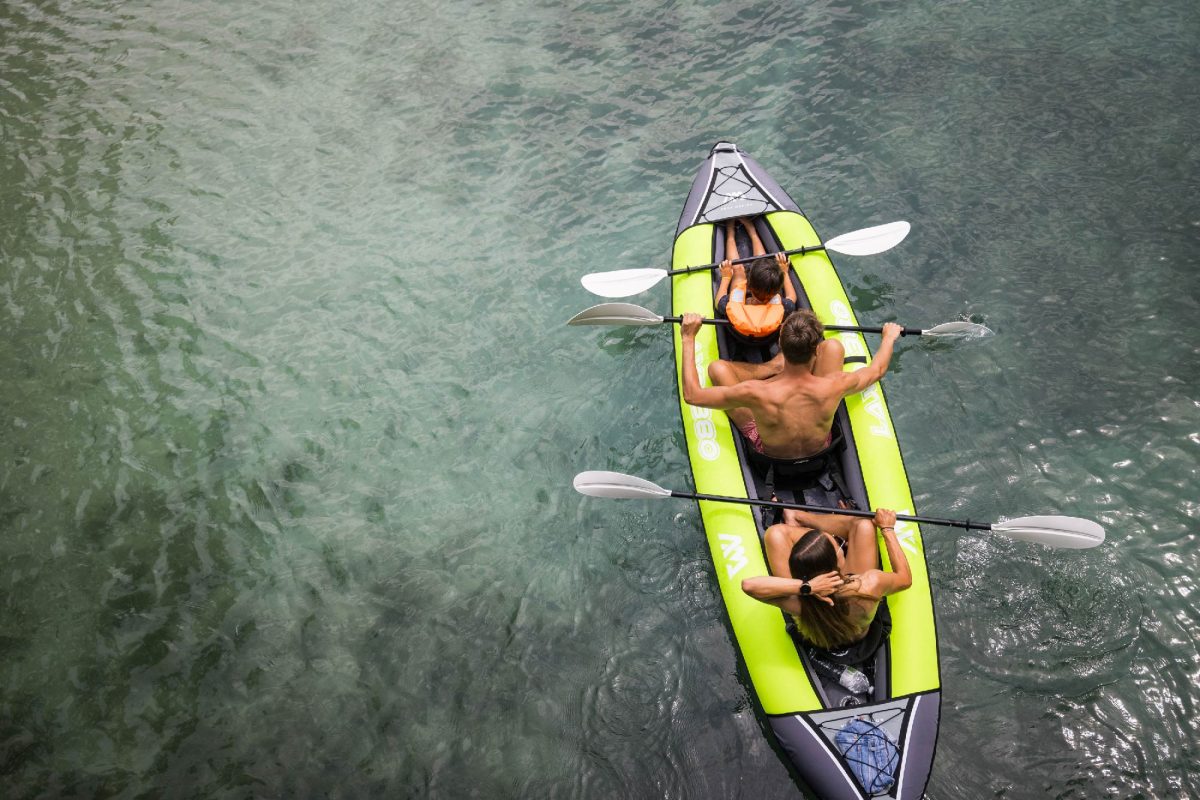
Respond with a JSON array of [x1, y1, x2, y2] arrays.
[[666, 244, 825, 277], [827, 324, 923, 337], [671, 490, 992, 531], [660, 315, 922, 337]]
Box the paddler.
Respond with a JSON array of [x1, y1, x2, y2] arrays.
[[740, 507, 911, 652], [714, 218, 797, 343], [679, 311, 902, 459]]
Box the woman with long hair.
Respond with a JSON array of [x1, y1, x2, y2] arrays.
[[740, 508, 911, 650]]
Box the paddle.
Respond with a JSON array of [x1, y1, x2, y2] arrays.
[[566, 302, 993, 339], [581, 221, 910, 298], [572, 471, 1105, 549]]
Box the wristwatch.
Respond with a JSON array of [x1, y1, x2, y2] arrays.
[[799, 581, 812, 596]]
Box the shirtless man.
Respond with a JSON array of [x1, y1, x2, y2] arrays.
[[679, 311, 902, 459]]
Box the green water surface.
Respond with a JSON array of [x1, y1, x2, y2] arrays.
[[2, 0, 1198, 797]]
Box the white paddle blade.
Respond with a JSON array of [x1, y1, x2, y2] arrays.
[[567, 303, 664, 327], [991, 515, 1106, 549], [573, 471, 672, 500], [580, 268, 668, 298], [921, 321, 995, 339], [824, 221, 911, 256]]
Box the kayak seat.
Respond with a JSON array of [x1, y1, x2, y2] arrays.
[[741, 429, 847, 528], [741, 428, 845, 482]]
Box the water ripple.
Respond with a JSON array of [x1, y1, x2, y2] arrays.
[[2, 0, 1199, 796]]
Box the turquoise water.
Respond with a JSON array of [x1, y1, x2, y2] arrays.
[[2, 0, 1198, 796]]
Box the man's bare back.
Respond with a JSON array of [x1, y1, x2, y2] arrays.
[[680, 311, 902, 459], [728, 368, 847, 457]]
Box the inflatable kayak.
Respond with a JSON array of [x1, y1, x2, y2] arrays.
[[670, 142, 940, 799]]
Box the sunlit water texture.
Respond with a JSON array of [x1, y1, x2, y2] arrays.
[[2, 0, 1198, 797]]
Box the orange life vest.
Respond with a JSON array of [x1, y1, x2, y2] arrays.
[[725, 284, 784, 338]]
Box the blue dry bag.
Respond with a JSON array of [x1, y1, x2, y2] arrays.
[[834, 717, 899, 795]]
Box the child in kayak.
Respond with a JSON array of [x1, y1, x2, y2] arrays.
[[740, 507, 911, 650], [715, 218, 797, 343]]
